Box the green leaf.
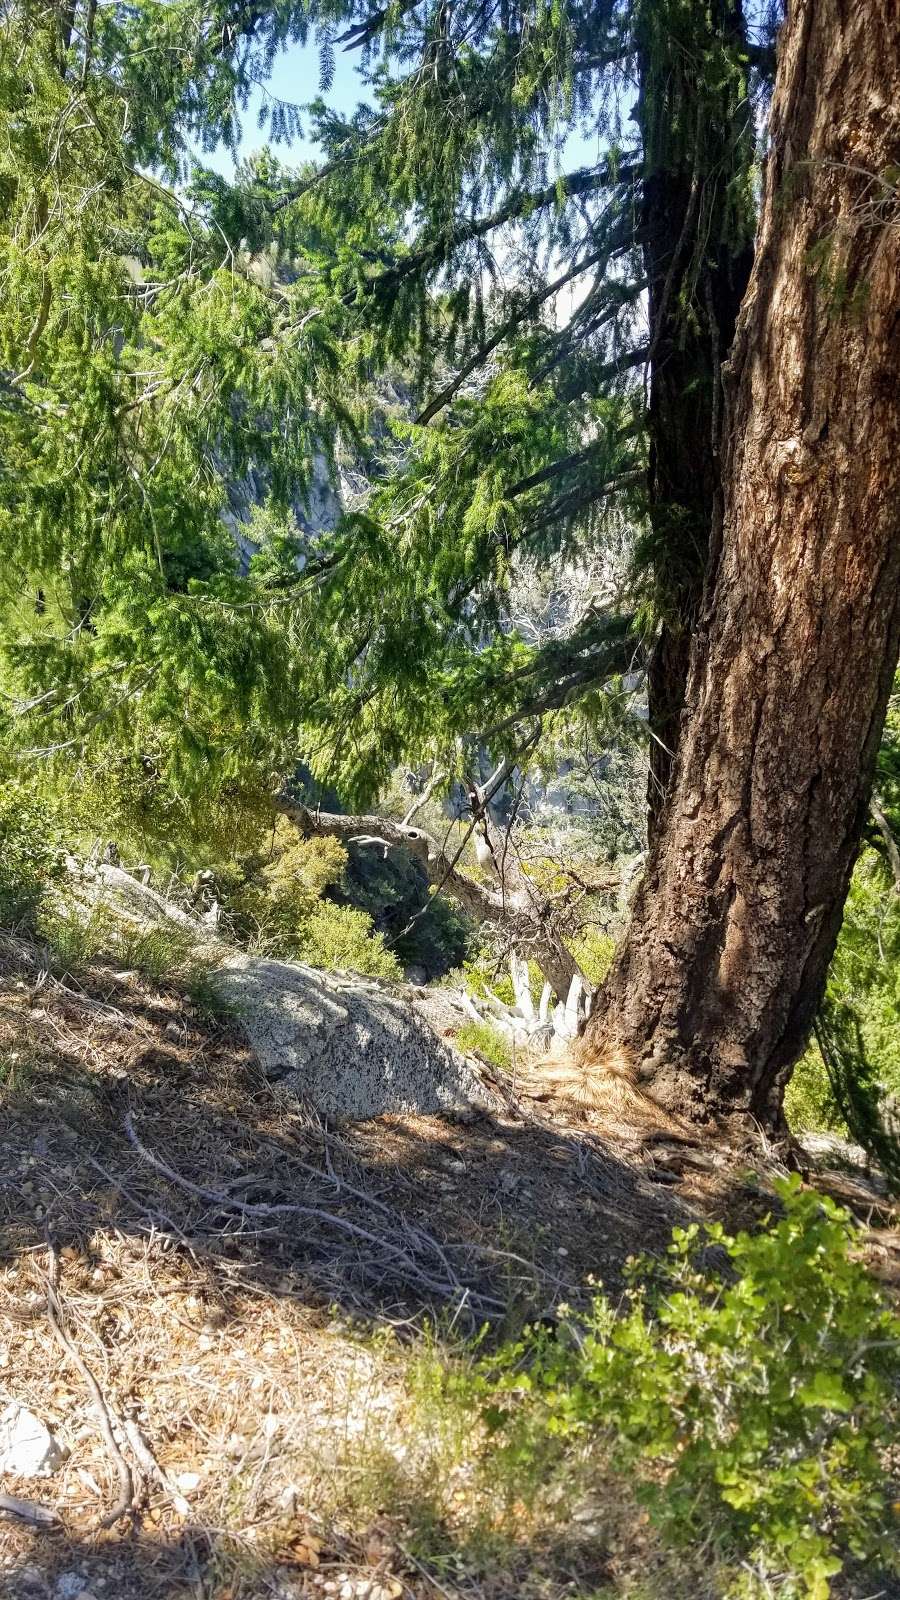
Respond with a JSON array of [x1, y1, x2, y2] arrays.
[[797, 1372, 854, 1412]]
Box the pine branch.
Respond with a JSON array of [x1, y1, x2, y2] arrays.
[[479, 615, 642, 736], [518, 467, 644, 541], [415, 230, 640, 424], [533, 275, 650, 385], [506, 450, 640, 503], [365, 159, 640, 291], [337, 0, 423, 51]]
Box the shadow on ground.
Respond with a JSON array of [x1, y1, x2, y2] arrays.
[[0, 941, 784, 1599], [1, 1510, 629, 1600], [0, 943, 713, 1328]]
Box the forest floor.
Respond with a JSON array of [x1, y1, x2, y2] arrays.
[[0, 939, 898, 1600]]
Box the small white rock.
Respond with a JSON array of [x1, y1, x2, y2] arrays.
[[0, 1402, 64, 1478], [55, 1576, 93, 1600], [15, 1565, 43, 1590]]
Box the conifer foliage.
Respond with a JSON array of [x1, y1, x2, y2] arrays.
[[2, 0, 897, 1129], [0, 0, 772, 807]]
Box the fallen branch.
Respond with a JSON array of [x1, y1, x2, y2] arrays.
[[276, 788, 582, 1002], [121, 1417, 191, 1517], [123, 1114, 506, 1314], [0, 1491, 61, 1527], [43, 1240, 136, 1528]]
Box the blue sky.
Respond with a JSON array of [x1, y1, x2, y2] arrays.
[[199, 38, 608, 177], [198, 41, 372, 175]]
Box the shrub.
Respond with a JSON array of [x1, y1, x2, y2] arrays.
[[41, 749, 276, 875], [825, 851, 900, 1097], [343, 835, 472, 977], [231, 818, 402, 979], [468, 1178, 900, 1599], [461, 947, 550, 1008], [461, 951, 519, 1007], [36, 903, 111, 973], [785, 848, 900, 1137], [114, 921, 198, 981], [35, 900, 227, 1011], [233, 819, 349, 937], [454, 1019, 513, 1070], [460, 928, 616, 1012], [296, 901, 401, 980], [569, 925, 616, 986], [0, 781, 65, 926], [783, 1042, 842, 1134]]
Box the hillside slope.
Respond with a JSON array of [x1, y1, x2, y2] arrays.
[[0, 939, 896, 1600]]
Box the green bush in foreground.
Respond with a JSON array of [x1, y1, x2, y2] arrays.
[[465, 1177, 899, 1599]]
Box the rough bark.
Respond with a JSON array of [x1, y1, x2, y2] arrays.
[[637, 0, 755, 827], [579, 0, 900, 1127], [276, 797, 592, 1002]]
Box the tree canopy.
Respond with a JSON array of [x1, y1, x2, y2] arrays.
[[0, 0, 776, 812]]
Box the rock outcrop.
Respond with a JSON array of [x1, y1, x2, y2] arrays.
[[0, 1404, 63, 1478], [214, 956, 488, 1120], [61, 859, 489, 1122]]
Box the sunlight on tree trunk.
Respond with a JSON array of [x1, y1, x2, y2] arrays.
[[579, 0, 900, 1128]]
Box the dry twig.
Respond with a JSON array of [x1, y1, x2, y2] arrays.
[[42, 1238, 136, 1528], [123, 1112, 506, 1315]]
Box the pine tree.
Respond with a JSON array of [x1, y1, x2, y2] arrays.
[[0, 0, 767, 806], [2, 0, 897, 1127], [0, 0, 359, 802], [576, 0, 900, 1125]]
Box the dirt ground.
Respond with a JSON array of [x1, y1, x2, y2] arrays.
[[1, 940, 897, 1600]]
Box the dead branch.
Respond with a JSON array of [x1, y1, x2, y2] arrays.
[[0, 1492, 61, 1527], [276, 787, 582, 1002], [871, 792, 900, 892], [123, 1113, 505, 1314], [401, 765, 446, 826], [43, 1239, 136, 1528]]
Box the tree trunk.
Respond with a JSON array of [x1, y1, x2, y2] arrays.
[[637, 0, 755, 828], [578, 0, 900, 1127]]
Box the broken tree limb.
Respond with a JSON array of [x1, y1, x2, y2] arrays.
[[43, 1241, 136, 1528], [0, 1492, 60, 1528], [275, 794, 583, 1002]]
